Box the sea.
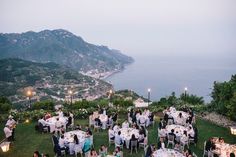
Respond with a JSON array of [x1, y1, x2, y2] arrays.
[[105, 54, 236, 103]]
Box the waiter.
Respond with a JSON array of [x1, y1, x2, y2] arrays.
[[6, 115, 17, 141]]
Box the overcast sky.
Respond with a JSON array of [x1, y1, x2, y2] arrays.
[[1, 0, 236, 58]]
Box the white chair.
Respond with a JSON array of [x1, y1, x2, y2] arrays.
[[74, 145, 83, 157], [108, 136, 115, 147], [203, 141, 208, 157], [89, 135, 94, 148], [193, 152, 198, 157], [115, 142, 123, 149], [167, 134, 175, 148], [181, 139, 189, 150], [89, 115, 94, 128], [84, 150, 91, 157], [94, 121, 101, 132], [139, 137, 148, 150]]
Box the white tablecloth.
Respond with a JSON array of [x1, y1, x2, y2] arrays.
[[215, 143, 236, 157], [165, 124, 194, 143], [153, 149, 185, 157], [167, 111, 190, 125], [92, 113, 108, 129], [46, 116, 67, 133], [117, 128, 139, 149], [64, 130, 86, 154]]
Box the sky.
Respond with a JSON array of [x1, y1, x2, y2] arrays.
[[0, 0, 236, 59]]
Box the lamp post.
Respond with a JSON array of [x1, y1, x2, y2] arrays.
[[148, 88, 151, 105], [109, 89, 113, 102], [0, 141, 10, 152], [68, 90, 73, 105], [26, 89, 33, 108], [184, 87, 188, 103]]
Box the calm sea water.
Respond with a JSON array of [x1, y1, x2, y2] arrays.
[[105, 54, 235, 103]]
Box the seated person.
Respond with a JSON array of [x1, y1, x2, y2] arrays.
[[168, 129, 176, 142], [112, 112, 118, 122], [114, 131, 123, 145], [145, 144, 155, 157], [138, 131, 145, 143], [188, 126, 195, 139], [174, 142, 182, 152], [159, 127, 167, 138], [122, 120, 129, 128], [183, 149, 193, 157], [157, 137, 165, 149], [219, 137, 224, 144], [113, 123, 120, 132], [55, 118, 63, 132], [139, 115, 146, 125], [108, 126, 115, 140], [94, 117, 102, 127], [83, 136, 91, 154], [99, 145, 107, 157], [33, 151, 41, 157], [205, 137, 213, 151], [59, 134, 69, 154], [89, 148, 98, 157], [44, 112, 51, 120], [107, 115, 113, 126], [180, 130, 189, 144], [113, 146, 122, 157], [38, 116, 50, 132]]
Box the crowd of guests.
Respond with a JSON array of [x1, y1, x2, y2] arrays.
[[3, 115, 17, 142], [128, 108, 154, 127], [36, 108, 74, 133], [205, 137, 235, 157], [108, 119, 148, 149]]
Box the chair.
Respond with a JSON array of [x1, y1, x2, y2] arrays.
[[181, 138, 189, 150], [94, 121, 101, 132], [193, 152, 198, 157], [203, 141, 208, 157], [189, 137, 195, 146], [84, 150, 91, 157], [51, 137, 66, 157], [167, 134, 175, 148], [168, 119, 174, 125], [115, 142, 123, 149], [89, 135, 94, 148], [143, 145, 149, 157], [89, 115, 94, 128], [38, 122, 49, 133], [130, 140, 138, 154], [108, 136, 115, 147], [139, 137, 148, 150], [74, 144, 83, 157]]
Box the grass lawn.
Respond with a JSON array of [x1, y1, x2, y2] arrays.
[[0, 116, 236, 157]]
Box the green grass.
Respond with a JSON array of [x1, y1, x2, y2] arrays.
[[0, 117, 236, 157]]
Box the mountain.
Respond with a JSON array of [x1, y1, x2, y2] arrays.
[[0, 58, 112, 103], [0, 29, 134, 75]]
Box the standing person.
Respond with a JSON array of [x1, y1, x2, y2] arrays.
[[3, 125, 13, 141], [6, 115, 17, 141], [112, 112, 118, 123]]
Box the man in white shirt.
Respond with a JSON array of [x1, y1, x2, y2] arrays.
[[114, 131, 123, 145], [4, 125, 13, 141], [58, 135, 69, 153], [6, 115, 16, 141], [38, 117, 50, 132], [108, 126, 115, 140], [122, 120, 129, 128], [55, 118, 63, 133], [113, 123, 120, 132]]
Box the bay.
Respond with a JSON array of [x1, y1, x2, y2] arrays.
[[105, 54, 235, 103]]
